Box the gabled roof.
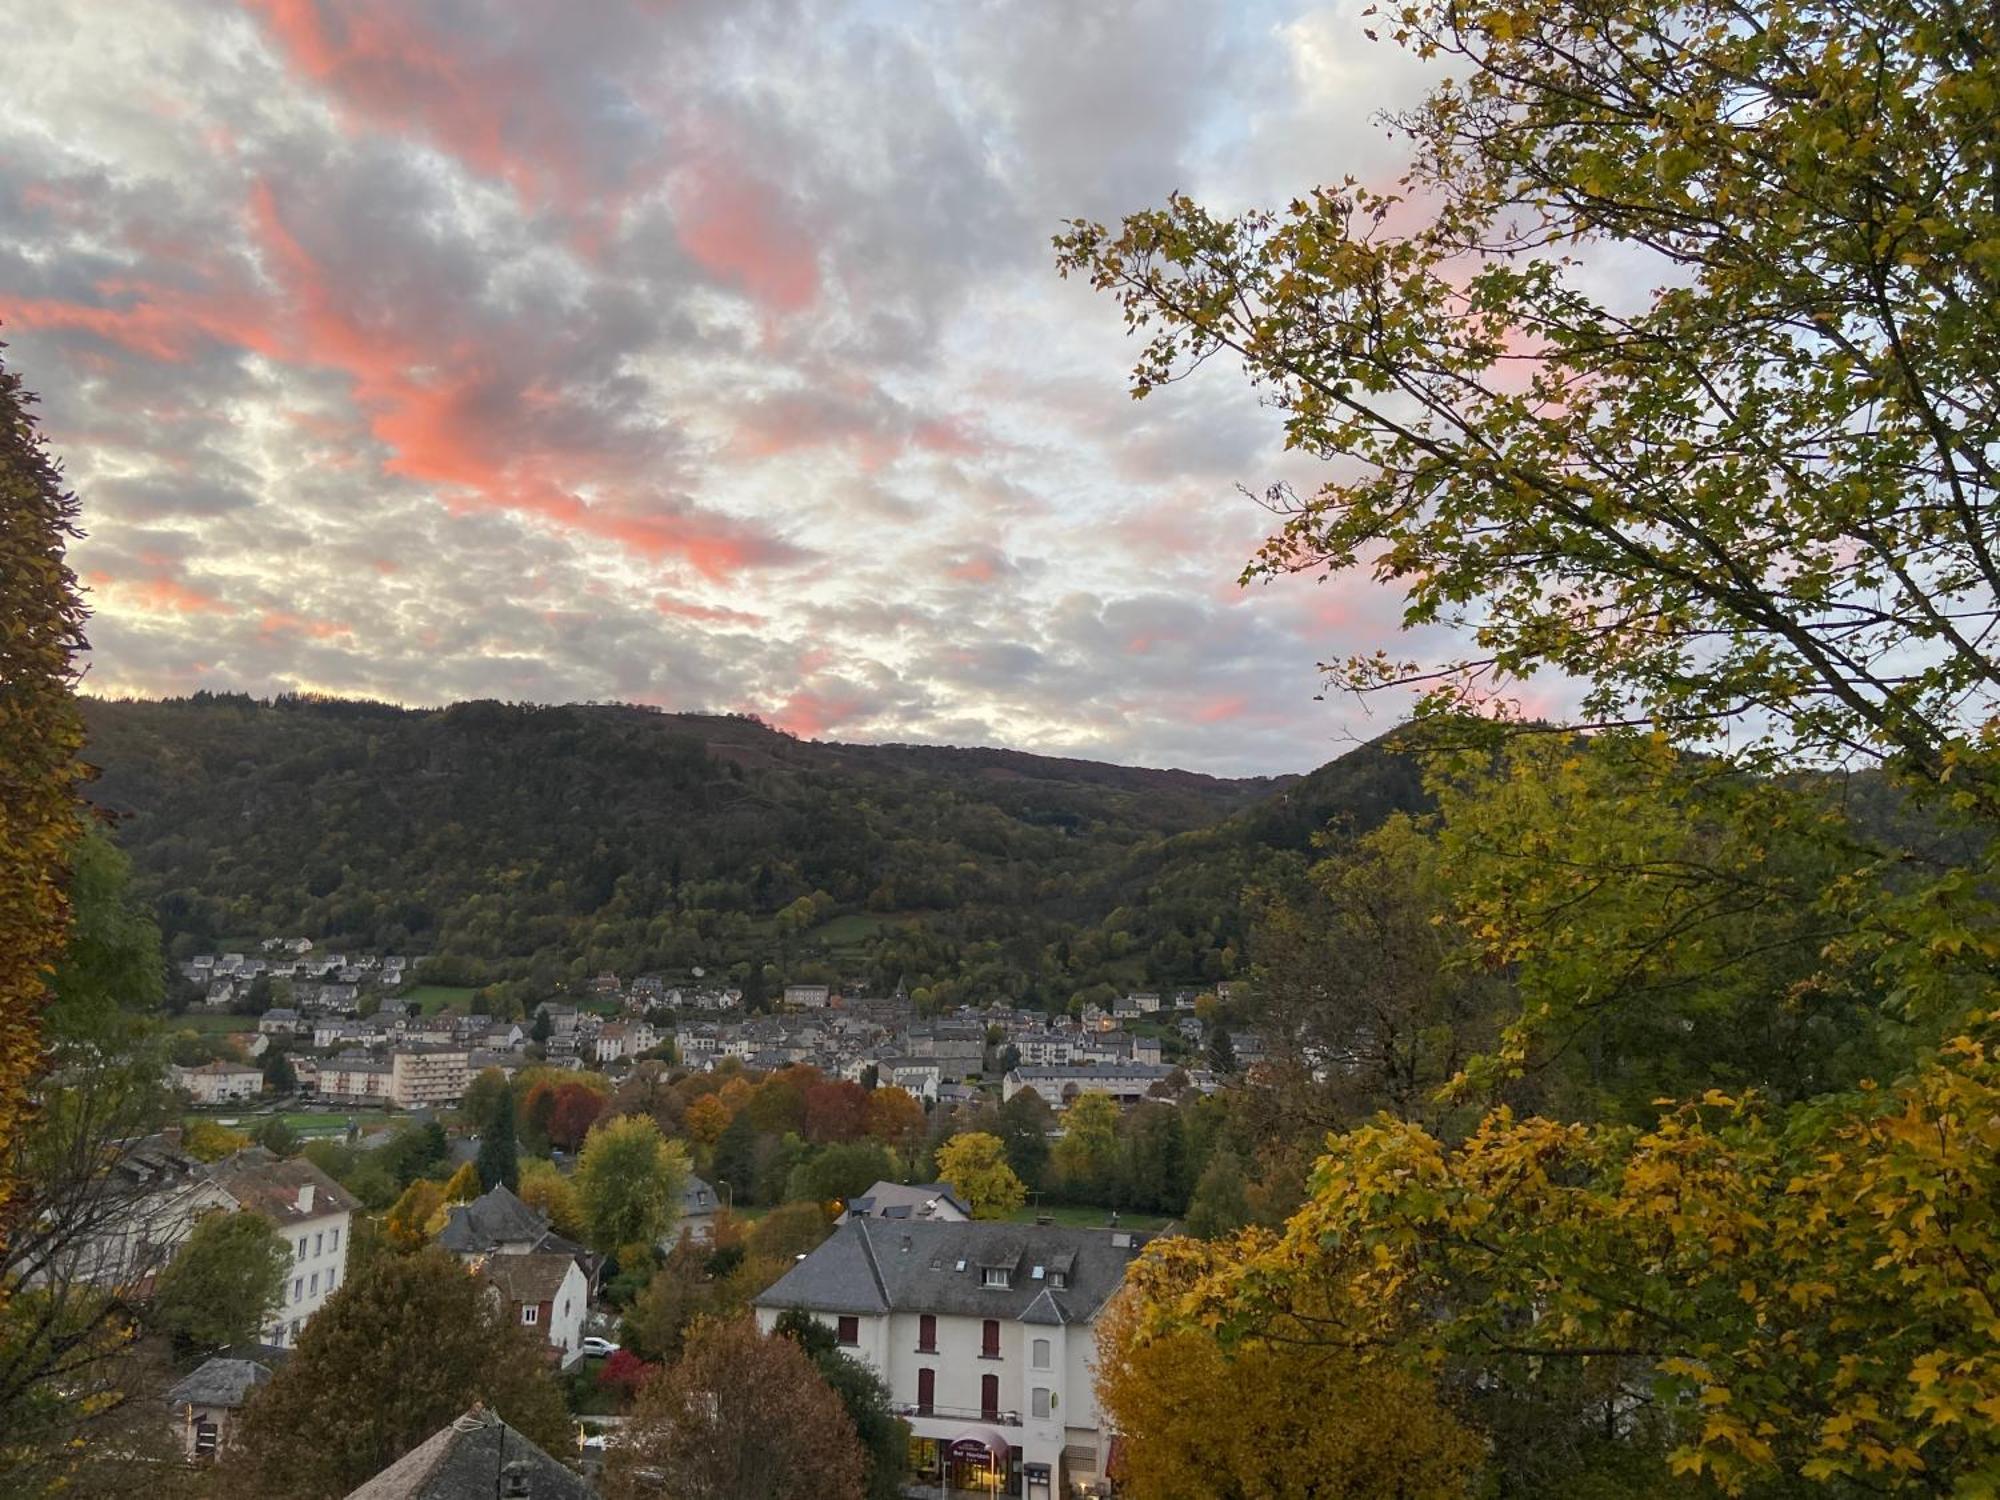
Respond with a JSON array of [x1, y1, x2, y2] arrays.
[[754, 1218, 1153, 1324], [208, 1150, 359, 1224], [479, 1252, 580, 1307], [342, 1405, 593, 1500], [165, 1356, 271, 1409], [841, 1180, 971, 1223]]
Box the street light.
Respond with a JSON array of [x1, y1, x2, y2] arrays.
[[717, 1179, 733, 1212]]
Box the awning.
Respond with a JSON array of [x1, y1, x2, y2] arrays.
[[947, 1426, 1012, 1464]]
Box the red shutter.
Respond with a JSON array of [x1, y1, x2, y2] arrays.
[[917, 1367, 935, 1413], [982, 1319, 1000, 1358], [981, 1373, 1000, 1419], [837, 1315, 859, 1345], [919, 1314, 936, 1351]]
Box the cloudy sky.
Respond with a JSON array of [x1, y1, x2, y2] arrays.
[[2, 0, 1448, 777]]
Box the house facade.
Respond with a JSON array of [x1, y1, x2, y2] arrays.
[[164, 1356, 271, 1461], [206, 1153, 359, 1348], [754, 1218, 1151, 1499], [388, 1046, 471, 1108], [480, 1252, 589, 1366], [169, 1060, 265, 1105]]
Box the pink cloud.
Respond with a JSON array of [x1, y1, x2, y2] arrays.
[[672, 159, 819, 314], [259, 609, 352, 639], [765, 685, 867, 740], [87, 571, 235, 616], [1192, 693, 1249, 724], [652, 594, 764, 627]]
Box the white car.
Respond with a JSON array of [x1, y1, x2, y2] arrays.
[[580, 1336, 621, 1359]]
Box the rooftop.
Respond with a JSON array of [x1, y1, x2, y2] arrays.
[[342, 1405, 593, 1500]]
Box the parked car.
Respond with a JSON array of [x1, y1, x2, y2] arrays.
[[580, 1336, 620, 1359]]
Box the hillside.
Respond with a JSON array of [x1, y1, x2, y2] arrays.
[[80, 694, 1424, 1011]]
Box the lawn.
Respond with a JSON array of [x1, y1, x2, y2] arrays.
[[1005, 1202, 1173, 1231], [804, 911, 898, 948], [398, 984, 479, 1015]]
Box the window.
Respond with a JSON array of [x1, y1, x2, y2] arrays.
[[981, 1373, 1000, 1420], [916, 1368, 935, 1414], [296, 1237, 307, 1261], [1033, 1387, 1052, 1419], [837, 1316, 859, 1346], [328, 1266, 338, 1290], [918, 1314, 937, 1352], [1032, 1338, 1051, 1370], [194, 1418, 220, 1457], [289, 1318, 301, 1338], [292, 1277, 303, 1303], [522, 1306, 539, 1325], [314, 1231, 324, 1256], [981, 1319, 1001, 1359], [329, 1227, 339, 1253], [982, 1267, 1010, 1288], [1049, 1272, 1067, 1289], [309, 1272, 319, 1295]]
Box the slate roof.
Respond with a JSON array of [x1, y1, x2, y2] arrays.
[[753, 1218, 1154, 1325], [435, 1184, 549, 1254], [208, 1150, 360, 1225], [343, 1405, 594, 1500], [165, 1356, 271, 1410], [842, 1180, 971, 1223]]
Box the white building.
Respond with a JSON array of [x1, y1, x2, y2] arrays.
[[388, 1046, 471, 1108], [169, 1060, 265, 1105], [480, 1252, 589, 1367], [755, 1218, 1153, 1499], [204, 1153, 358, 1349], [1002, 1063, 1176, 1110]]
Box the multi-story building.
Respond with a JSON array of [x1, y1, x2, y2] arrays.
[[205, 1153, 357, 1349], [169, 1060, 265, 1105], [1002, 1062, 1176, 1110], [784, 984, 832, 1009], [754, 1218, 1153, 1498], [315, 1051, 391, 1105], [388, 1046, 471, 1108]]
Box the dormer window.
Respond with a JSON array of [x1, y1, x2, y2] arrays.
[[982, 1267, 1011, 1289], [1050, 1271, 1067, 1289]]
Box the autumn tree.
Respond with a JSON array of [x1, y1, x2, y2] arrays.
[[602, 1316, 865, 1500], [1057, 0, 2000, 800], [934, 1132, 1026, 1220], [517, 1155, 583, 1240], [684, 1092, 732, 1147], [382, 1179, 447, 1251], [774, 1309, 910, 1500], [575, 1114, 689, 1253], [220, 1249, 571, 1499], [0, 345, 89, 1238], [1098, 1280, 1479, 1500], [1049, 1093, 1119, 1201], [549, 1082, 606, 1153], [150, 1209, 290, 1359]]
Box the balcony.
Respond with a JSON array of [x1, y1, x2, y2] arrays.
[[896, 1402, 1021, 1427]]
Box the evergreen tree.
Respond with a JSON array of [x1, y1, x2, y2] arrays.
[[1208, 1026, 1236, 1076], [475, 1082, 519, 1191]]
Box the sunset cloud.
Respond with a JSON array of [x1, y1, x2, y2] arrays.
[[1, 0, 1457, 775]]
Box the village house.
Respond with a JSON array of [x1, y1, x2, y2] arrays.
[[478, 1252, 589, 1366], [165, 1356, 271, 1461], [340, 1405, 593, 1500], [257, 1007, 302, 1036], [204, 1151, 358, 1349], [785, 983, 832, 1009], [754, 1218, 1154, 1499], [169, 1059, 265, 1105], [837, 1180, 972, 1225]]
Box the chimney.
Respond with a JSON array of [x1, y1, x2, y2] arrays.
[[296, 1182, 315, 1214]]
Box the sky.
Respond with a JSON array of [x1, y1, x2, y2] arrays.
[[0, 0, 1452, 778]]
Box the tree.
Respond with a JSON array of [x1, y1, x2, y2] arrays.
[[253, 1118, 301, 1157], [0, 345, 89, 1236], [530, 1008, 553, 1045], [746, 1201, 832, 1264], [382, 1179, 447, 1251], [548, 1081, 605, 1152], [459, 1067, 511, 1135], [792, 1141, 895, 1209], [994, 1088, 1053, 1188], [260, 1047, 298, 1095], [475, 1079, 520, 1191], [517, 1155, 584, 1240], [150, 1209, 290, 1359], [1050, 1093, 1119, 1200], [575, 1114, 689, 1253], [684, 1092, 732, 1146], [1056, 0, 2000, 800], [1206, 1027, 1235, 1077], [934, 1132, 1026, 1220], [184, 1119, 252, 1162], [220, 1249, 571, 1499], [439, 1159, 482, 1203], [1097, 1293, 1479, 1500], [603, 1316, 865, 1500], [864, 1086, 924, 1152], [774, 1309, 910, 1500], [1184, 1148, 1251, 1240]]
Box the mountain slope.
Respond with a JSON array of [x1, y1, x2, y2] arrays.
[[80, 694, 1416, 1010]]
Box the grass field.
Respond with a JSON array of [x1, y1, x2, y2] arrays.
[[1005, 1202, 1173, 1231], [398, 984, 478, 1014], [804, 912, 899, 948]]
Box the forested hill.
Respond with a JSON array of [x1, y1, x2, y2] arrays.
[[79, 694, 1426, 1011]]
